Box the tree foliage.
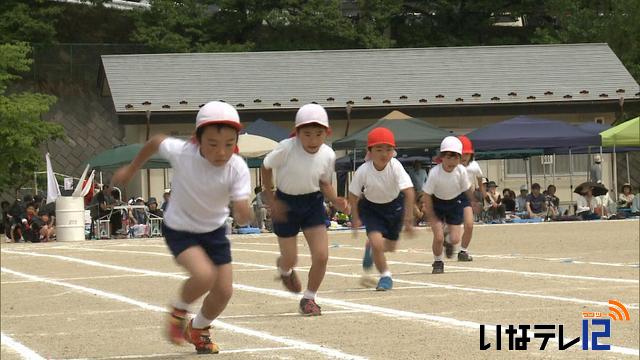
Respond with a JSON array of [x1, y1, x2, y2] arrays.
[[0, 43, 65, 193]]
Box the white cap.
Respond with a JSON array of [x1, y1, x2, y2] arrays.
[[196, 101, 242, 130], [594, 154, 602, 163], [295, 104, 329, 129], [520, 184, 528, 191], [440, 136, 463, 154], [164, 188, 171, 194]]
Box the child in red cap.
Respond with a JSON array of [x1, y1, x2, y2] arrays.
[[349, 127, 415, 290], [112, 101, 252, 354]]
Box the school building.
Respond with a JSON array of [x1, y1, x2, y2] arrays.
[[99, 43, 640, 204]]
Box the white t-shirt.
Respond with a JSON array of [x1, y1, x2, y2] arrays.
[[465, 161, 483, 190], [158, 137, 251, 233], [263, 137, 335, 195], [422, 164, 471, 200], [349, 158, 413, 204]]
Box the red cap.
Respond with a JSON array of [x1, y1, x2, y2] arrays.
[[458, 135, 474, 154], [367, 127, 396, 148]]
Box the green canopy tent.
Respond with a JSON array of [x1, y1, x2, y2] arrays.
[[87, 144, 170, 170], [600, 117, 640, 196], [332, 111, 452, 150]]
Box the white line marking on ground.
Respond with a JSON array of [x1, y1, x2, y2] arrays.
[[6, 248, 636, 310], [0, 267, 366, 360], [2, 250, 638, 357], [231, 247, 639, 284], [63, 346, 298, 359], [1, 273, 185, 284], [1, 332, 46, 360]]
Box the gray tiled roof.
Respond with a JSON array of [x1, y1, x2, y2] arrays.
[[100, 43, 640, 114]]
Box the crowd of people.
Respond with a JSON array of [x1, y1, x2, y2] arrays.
[[2, 195, 56, 243]]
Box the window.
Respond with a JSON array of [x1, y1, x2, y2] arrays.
[[505, 154, 588, 176]]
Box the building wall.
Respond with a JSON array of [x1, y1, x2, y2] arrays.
[[124, 110, 623, 210]]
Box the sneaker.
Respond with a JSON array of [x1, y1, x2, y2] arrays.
[[276, 257, 302, 293], [376, 276, 393, 291], [166, 307, 188, 345], [458, 250, 473, 262], [432, 260, 444, 274], [299, 298, 322, 316], [362, 244, 373, 271], [444, 240, 454, 259], [184, 319, 219, 354]]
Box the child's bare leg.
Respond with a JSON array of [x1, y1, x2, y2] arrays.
[[448, 225, 462, 246], [461, 206, 474, 249], [199, 263, 233, 321], [369, 232, 388, 274], [431, 220, 445, 257], [384, 239, 397, 252], [302, 225, 328, 293], [176, 247, 216, 304], [277, 236, 298, 271]]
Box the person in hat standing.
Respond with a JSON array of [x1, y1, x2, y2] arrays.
[[161, 189, 171, 212], [455, 135, 484, 261], [590, 155, 602, 183], [421, 136, 473, 274], [349, 127, 415, 291], [261, 103, 349, 316], [112, 101, 252, 354]]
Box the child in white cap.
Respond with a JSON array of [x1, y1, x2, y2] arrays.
[[421, 136, 473, 274], [349, 127, 415, 291], [261, 103, 349, 316], [112, 101, 252, 354]]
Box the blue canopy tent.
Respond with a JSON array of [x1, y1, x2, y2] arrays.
[[467, 115, 602, 193], [242, 118, 289, 142]]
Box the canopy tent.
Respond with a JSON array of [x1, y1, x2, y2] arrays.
[[87, 144, 170, 170], [466, 115, 601, 151], [237, 134, 278, 158], [242, 118, 289, 142], [600, 117, 640, 147], [332, 111, 452, 150]]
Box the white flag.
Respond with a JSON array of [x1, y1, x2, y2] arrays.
[[72, 164, 90, 197], [80, 170, 96, 197], [46, 153, 60, 204]]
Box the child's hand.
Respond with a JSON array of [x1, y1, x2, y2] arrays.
[[351, 217, 362, 229], [333, 197, 350, 214], [112, 165, 136, 186], [403, 218, 414, 236], [269, 199, 288, 223]]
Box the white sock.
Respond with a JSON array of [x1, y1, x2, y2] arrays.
[[173, 300, 190, 312], [460, 247, 468, 253], [303, 289, 316, 300], [381, 270, 392, 278], [434, 255, 443, 261], [278, 267, 293, 276], [192, 310, 213, 329]]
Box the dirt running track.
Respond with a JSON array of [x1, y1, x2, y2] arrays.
[[1, 220, 638, 359]]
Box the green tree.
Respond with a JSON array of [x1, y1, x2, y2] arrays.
[[0, 0, 61, 43], [531, 0, 640, 82], [0, 43, 65, 193]]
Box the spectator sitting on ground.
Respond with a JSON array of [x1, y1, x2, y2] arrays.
[[576, 186, 603, 220], [526, 183, 547, 219], [618, 183, 635, 209], [161, 188, 171, 211], [129, 197, 148, 225], [502, 188, 516, 212], [598, 192, 617, 219], [545, 184, 560, 217], [147, 197, 163, 218], [515, 185, 528, 212], [38, 211, 55, 242], [485, 181, 506, 222], [21, 203, 44, 243]]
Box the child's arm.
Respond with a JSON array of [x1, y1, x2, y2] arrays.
[[112, 135, 168, 185], [348, 193, 361, 228], [422, 193, 437, 225], [401, 187, 415, 233], [320, 180, 349, 214], [260, 166, 275, 205], [232, 200, 252, 227]]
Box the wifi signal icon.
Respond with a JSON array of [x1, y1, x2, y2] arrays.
[[608, 299, 630, 321]]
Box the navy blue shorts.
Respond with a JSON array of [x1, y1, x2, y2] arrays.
[[432, 194, 466, 225], [273, 190, 328, 237], [163, 224, 232, 265], [460, 194, 471, 209], [358, 194, 404, 241]]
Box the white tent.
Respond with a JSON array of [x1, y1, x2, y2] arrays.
[[237, 134, 279, 158]]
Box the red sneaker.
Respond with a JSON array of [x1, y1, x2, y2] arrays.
[[184, 319, 219, 354], [166, 307, 187, 345], [299, 298, 322, 316], [276, 257, 301, 293]]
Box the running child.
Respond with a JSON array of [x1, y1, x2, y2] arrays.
[[112, 101, 252, 354], [349, 127, 415, 291], [454, 135, 484, 261], [261, 103, 349, 316], [422, 136, 473, 274]]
